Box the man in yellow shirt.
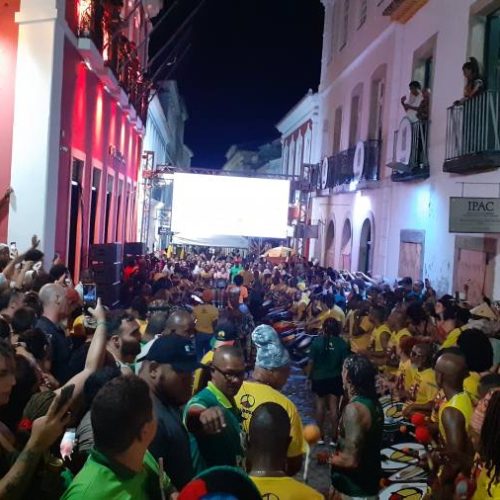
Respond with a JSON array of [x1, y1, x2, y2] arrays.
[[249, 402, 323, 500], [192, 289, 219, 360], [433, 349, 474, 499], [402, 342, 438, 417], [236, 325, 304, 476]]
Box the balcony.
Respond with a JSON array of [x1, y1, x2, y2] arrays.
[[444, 90, 500, 174], [76, 0, 150, 124], [314, 140, 381, 192], [388, 119, 430, 182], [382, 0, 429, 23]]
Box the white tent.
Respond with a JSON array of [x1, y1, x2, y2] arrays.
[[172, 233, 249, 249]]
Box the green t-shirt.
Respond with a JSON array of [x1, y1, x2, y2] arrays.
[[61, 449, 172, 500], [309, 335, 350, 380], [183, 382, 244, 474]]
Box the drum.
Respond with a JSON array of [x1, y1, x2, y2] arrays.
[[380, 396, 405, 445], [379, 482, 427, 499]]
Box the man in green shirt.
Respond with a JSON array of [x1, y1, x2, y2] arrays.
[[62, 376, 174, 500], [184, 345, 245, 473]]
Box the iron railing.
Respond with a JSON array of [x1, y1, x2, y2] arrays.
[[389, 120, 429, 181], [315, 140, 380, 190], [445, 90, 500, 161]]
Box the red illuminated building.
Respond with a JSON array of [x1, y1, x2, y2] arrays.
[[0, 0, 162, 279]]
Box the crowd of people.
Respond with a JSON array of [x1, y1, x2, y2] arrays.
[[0, 237, 499, 499]]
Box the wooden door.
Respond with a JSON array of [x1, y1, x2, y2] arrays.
[[453, 248, 487, 305], [398, 241, 422, 280]]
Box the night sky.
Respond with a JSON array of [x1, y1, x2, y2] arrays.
[[149, 0, 324, 168]]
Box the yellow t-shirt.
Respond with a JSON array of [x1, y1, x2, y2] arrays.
[[137, 319, 148, 337], [192, 304, 219, 335], [390, 328, 412, 349], [397, 358, 416, 392], [236, 381, 304, 457], [442, 326, 464, 348], [349, 315, 373, 353], [410, 368, 438, 404], [472, 466, 500, 500], [438, 391, 473, 442], [251, 476, 324, 500], [192, 350, 213, 395], [315, 306, 346, 328], [371, 324, 391, 352], [464, 371, 481, 406]]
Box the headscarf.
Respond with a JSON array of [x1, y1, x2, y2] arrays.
[[252, 325, 290, 370]]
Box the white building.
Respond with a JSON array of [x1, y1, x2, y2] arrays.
[[138, 81, 192, 251], [307, 0, 500, 303]]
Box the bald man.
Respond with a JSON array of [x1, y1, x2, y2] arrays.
[[433, 349, 474, 498], [36, 283, 71, 383], [165, 310, 195, 339], [248, 403, 323, 499], [183, 346, 245, 473]]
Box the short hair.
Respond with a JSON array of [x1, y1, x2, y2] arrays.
[[18, 329, 48, 361], [233, 275, 243, 286], [0, 289, 21, 311], [83, 365, 121, 407], [409, 80, 421, 89], [130, 296, 148, 320], [457, 329, 493, 372], [104, 310, 134, 339], [11, 307, 36, 335], [23, 292, 43, 317], [91, 375, 153, 454], [49, 264, 69, 282], [249, 402, 290, 453], [370, 305, 387, 323], [145, 312, 168, 337], [343, 354, 378, 400]]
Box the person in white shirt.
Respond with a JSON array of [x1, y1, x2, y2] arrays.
[[401, 80, 423, 122]]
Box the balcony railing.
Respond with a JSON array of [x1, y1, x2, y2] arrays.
[[77, 0, 150, 123], [312, 140, 381, 191], [444, 90, 500, 173], [389, 119, 430, 182]]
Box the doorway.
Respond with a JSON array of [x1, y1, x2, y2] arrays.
[[325, 220, 335, 267], [340, 218, 352, 270], [358, 218, 373, 274], [89, 168, 101, 246], [67, 158, 83, 277]]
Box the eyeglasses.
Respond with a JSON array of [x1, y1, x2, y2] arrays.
[[411, 350, 424, 358], [210, 364, 246, 382]]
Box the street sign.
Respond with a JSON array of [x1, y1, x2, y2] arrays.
[[449, 197, 500, 233], [158, 227, 170, 236]]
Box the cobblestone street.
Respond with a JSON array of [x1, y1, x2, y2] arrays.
[[283, 368, 331, 497]]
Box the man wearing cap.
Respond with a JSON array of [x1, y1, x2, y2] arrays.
[[236, 325, 304, 476], [138, 335, 198, 490], [184, 345, 245, 473], [192, 289, 219, 361], [192, 320, 239, 395]]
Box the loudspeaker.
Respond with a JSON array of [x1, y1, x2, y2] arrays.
[[124, 242, 146, 256], [92, 262, 122, 284], [89, 243, 123, 263]]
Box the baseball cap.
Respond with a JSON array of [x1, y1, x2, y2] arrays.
[[210, 321, 238, 348], [137, 335, 199, 372]]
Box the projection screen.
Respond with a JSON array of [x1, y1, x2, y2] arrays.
[[171, 173, 290, 238]]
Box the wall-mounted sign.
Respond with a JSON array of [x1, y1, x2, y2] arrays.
[[321, 157, 329, 190], [449, 197, 500, 233], [352, 141, 365, 180]]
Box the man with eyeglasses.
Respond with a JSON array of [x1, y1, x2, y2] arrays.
[[183, 345, 245, 473]]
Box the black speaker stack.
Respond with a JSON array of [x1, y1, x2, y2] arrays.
[[90, 243, 123, 308]]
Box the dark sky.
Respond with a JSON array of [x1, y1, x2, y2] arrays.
[[150, 0, 324, 168]]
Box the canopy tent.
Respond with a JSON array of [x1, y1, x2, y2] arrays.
[[172, 233, 249, 249], [261, 246, 296, 264]]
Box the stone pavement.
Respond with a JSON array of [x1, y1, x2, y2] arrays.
[[282, 368, 331, 497]]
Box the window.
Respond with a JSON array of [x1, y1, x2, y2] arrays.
[[295, 135, 303, 177], [89, 168, 101, 245], [339, 0, 349, 50], [333, 107, 343, 153], [349, 84, 364, 147], [369, 65, 387, 140], [358, 0, 367, 28]]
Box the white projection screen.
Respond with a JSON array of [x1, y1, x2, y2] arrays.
[[171, 173, 290, 238]]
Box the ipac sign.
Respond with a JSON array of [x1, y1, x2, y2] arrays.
[[449, 197, 500, 233]]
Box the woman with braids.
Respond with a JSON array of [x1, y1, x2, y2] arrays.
[[473, 390, 500, 499], [307, 318, 350, 445], [330, 354, 383, 500]]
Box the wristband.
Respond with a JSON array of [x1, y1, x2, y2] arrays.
[[96, 321, 107, 328]]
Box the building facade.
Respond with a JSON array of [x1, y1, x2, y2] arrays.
[[306, 0, 500, 303], [1, 0, 162, 278], [139, 80, 192, 252]]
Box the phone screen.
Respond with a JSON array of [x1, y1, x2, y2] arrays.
[[83, 283, 97, 309]]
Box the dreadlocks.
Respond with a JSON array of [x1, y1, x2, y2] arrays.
[[322, 317, 341, 352], [478, 390, 500, 494], [343, 353, 378, 400]]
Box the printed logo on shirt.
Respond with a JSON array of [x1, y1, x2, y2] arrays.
[[262, 494, 280, 500], [240, 394, 255, 409]]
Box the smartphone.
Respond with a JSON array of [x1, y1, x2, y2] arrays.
[[83, 283, 97, 309], [54, 384, 75, 413]]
